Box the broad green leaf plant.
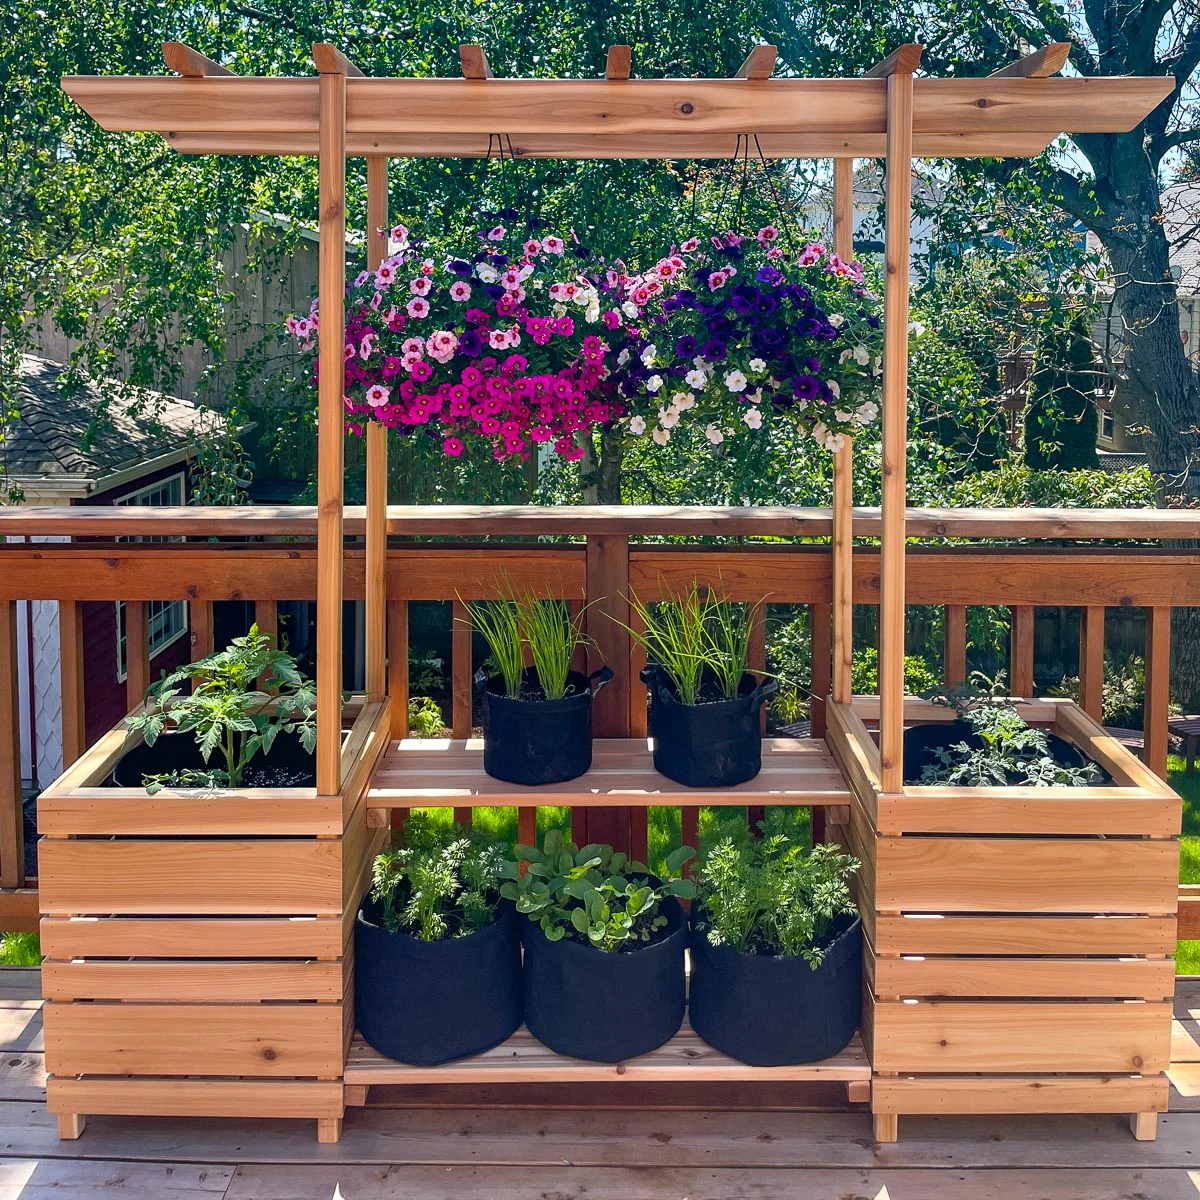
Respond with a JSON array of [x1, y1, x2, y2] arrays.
[[125, 624, 315, 791], [696, 835, 860, 969], [370, 814, 511, 942], [502, 829, 696, 952]]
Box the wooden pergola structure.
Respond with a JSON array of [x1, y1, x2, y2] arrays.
[[61, 37, 1174, 798], [52, 42, 1178, 1145]]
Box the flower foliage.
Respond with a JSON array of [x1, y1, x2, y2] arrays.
[[289, 211, 631, 463], [613, 227, 885, 452]]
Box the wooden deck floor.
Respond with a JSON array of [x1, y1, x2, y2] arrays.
[[3, 966, 1200, 1199]]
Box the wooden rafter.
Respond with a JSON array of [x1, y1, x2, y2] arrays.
[[312, 42, 363, 77], [606, 45, 632, 80], [990, 42, 1071, 78], [864, 44, 924, 78], [735, 44, 777, 80], [162, 42, 233, 77], [459, 44, 491, 80]]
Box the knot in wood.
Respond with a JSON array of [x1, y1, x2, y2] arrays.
[[1132, 1055, 1143, 1068], [262, 1047, 278, 1061], [680, 102, 694, 114]]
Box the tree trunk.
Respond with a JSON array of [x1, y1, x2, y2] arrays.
[[1092, 166, 1200, 708], [579, 428, 624, 504]]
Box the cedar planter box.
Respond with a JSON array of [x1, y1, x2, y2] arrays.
[[37, 697, 392, 1144], [826, 695, 1181, 1144]]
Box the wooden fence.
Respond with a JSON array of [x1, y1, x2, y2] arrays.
[[0, 504, 1196, 941]]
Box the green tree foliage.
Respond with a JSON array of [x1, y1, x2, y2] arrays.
[[1024, 317, 1100, 470]]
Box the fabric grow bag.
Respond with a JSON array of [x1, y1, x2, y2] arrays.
[[109, 727, 317, 788], [902, 720, 1110, 786], [479, 666, 611, 786], [354, 896, 522, 1066], [521, 893, 686, 1062], [641, 666, 775, 788], [688, 915, 863, 1066]]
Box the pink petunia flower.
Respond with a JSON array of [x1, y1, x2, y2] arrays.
[[406, 297, 430, 319], [442, 437, 464, 457], [449, 280, 472, 302]]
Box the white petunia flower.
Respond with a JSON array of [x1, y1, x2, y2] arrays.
[[617, 348, 631, 366], [856, 401, 879, 423], [828, 313, 845, 327], [629, 415, 647, 434], [672, 391, 696, 411], [827, 379, 841, 399], [909, 320, 926, 337], [839, 349, 853, 365], [476, 263, 499, 283], [652, 426, 671, 445], [622, 301, 639, 318], [646, 374, 664, 393], [640, 344, 658, 367], [853, 344, 870, 366], [748, 357, 767, 373], [724, 369, 748, 393], [658, 408, 680, 429], [685, 368, 708, 390], [742, 407, 763, 430], [834, 409, 852, 424], [705, 424, 725, 445]]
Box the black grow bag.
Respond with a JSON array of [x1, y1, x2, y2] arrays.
[[521, 893, 686, 1061], [108, 727, 318, 789], [355, 896, 522, 1066], [641, 666, 775, 788], [479, 665, 611, 786], [688, 915, 863, 1066], [902, 719, 1110, 786]]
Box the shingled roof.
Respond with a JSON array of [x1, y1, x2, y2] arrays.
[[5, 356, 221, 498]]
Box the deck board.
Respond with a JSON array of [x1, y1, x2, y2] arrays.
[[367, 736, 852, 810], [4, 967, 1200, 1196]]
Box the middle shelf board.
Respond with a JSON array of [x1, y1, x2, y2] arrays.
[[345, 1023, 871, 1089], [365, 736, 852, 817]]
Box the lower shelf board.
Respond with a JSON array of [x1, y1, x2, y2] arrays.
[[344, 1022, 871, 1091]]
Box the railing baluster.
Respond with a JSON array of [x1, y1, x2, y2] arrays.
[[1010, 605, 1034, 698], [125, 601, 150, 711], [810, 602, 831, 739], [1079, 605, 1105, 721], [747, 606, 767, 838], [387, 599, 410, 841], [0, 601, 23, 888], [58, 601, 86, 768], [943, 605, 967, 688], [451, 599, 472, 827], [255, 599, 278, 644], [190, 600, 215, 662], [1145, 606, 1170, 778]]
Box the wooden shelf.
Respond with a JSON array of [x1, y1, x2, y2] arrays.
[[366, 737, 850, 821], [345, 1023, 871, 1089]]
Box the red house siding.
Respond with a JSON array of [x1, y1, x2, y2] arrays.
[[77, 460, 194, 747]]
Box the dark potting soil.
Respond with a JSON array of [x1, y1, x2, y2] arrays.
[[512, 681, 583, 703], [239, 763, 315, 788]]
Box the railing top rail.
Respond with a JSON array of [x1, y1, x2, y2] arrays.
[[0, 504, 1196, 540]]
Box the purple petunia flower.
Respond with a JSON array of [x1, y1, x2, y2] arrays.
[[756, 265, 784, 287], [675, 335, 698, 357], [447, 259, 473, 276], [700, 338, 728, 361], [793, 375, 820, 400], [458, 329, 483, 357]]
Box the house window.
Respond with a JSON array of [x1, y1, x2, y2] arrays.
[[1101, 407, 1114, 440], [115, 474, 188, 683]]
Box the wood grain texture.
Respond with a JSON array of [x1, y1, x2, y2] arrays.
[[606, 45, 632, 80], [46, 1076, 344, 1119], [58, 600, 86, 767], [124, 599, 150, 713], [1010, 604, 1034, 696], [989, 43, 1071, 78], [189, 599, 214, 661], [1145, 605, 1171, 778], [872, 1072, 1167, 1115], [43, 1001, 343, 1077], [1080, 604, 1105, 719], [387, 600, 409, 738], [735, 45, 777, 79], [162, 41, 234, 76], [871, 1000, 1172, 1074], [0, 602, 21, 889]]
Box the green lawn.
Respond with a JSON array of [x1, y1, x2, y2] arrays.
[[1168, 754, 1198, 975]]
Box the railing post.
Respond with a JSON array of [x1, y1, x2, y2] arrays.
[[190, 600, 215, 661], [1010, 606, 1035, 698], [58, 601, 86, 767], [1079, 605, 1105, 721], [0, 601, 23, 888], [943, 605, 967, 688], [1145, 606, 1171, 778], [125, 601, 150, 711], [580, 533, 633, 853]]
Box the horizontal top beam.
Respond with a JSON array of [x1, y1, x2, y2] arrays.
[[61, 74, 1172, 159], [1, 504, 1196, 540]]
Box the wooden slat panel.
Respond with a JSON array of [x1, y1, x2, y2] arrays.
[[47, 1076, 344, 1119], [872, 1000, 1173, 1074], [1010, 605, 1034, 697], [875, 837, 1179, 914], [41, 958, 343, 1002], [870, 953, 1175, 1000], [0, 602, 21, 889], [873, 913, 1178, 956], [1180, 885, 1200, 941], [124, 599, 150, 711], [1145, 605, 1170, 778], [872, 1072, 1167, 1115], [58, 600, 86, 767], [1079, 605, 1105, 720], [39, 915, 344, 959], [44, 1001, 343, 1077], [38, 838, 343, 915]]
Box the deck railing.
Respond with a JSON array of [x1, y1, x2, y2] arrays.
[[1, 504, 1196, 941]]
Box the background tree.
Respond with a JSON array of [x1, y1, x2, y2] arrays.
[[1024, 315, 1101, 470]]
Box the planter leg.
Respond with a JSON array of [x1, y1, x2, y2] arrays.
[[56, 1113, 86, 1140], [317, 1117, 343, 1144], [1130, 1112, 1158, 1141], [873, 1112, 898, 1143]]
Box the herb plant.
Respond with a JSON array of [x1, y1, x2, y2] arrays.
[[126, 624, 315, 791], [408, 695, 448, 738], [502, 829, 696, 952], [370, 814, 512, 942], [625, 583, 761, 705], [918, 686, 1103, 788], [695, 836, 860, 969]]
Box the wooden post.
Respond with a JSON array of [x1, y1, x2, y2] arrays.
[[1079, 605, 1105, 721], [831, 157, 855, 707], [190, 600, 215, 662], [365, 154, 389, 702], [125, 601, 150, 711], [1145, 606, 1170, 778], [0, 602, 23, 888], [1010, 605, 1035, 698], [387, 600, 409, 739], [255, 599, 278, 646], [314, 47, 347, 796], [451, 599, 473, 827], [943, 604, 967, 688], [58, 601, 86, 767], [878, 66, 915, 793]]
